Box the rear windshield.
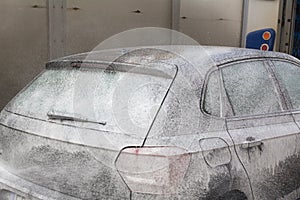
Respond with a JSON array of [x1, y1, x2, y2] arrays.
[[6, 63, 175, 135]]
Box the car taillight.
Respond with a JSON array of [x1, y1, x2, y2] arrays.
[[0, 189, 26, 200], [115, 146, 191, 195]]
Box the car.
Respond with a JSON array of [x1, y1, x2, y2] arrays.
[[0, 45, 300, 200]]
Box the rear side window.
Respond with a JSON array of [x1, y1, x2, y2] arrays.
[[221, 61, 281, 117], [272, 61, 300, 110], [203, 70, 221, 117]]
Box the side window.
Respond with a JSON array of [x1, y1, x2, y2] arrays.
[[272, 61, 300, 110], [203, 70, 221, 117], [221, 61, 281, 117]]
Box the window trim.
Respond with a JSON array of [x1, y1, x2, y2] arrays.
[[201, 58, 290, 120], [200, 67, 223, 119], [269, 58, 300, 113]]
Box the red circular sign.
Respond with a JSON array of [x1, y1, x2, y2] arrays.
[[262, 31, 271, 41], [260, 44, 269, 51]]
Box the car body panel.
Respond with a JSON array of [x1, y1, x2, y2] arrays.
[[0, 165, 80, 200], [220, 58, 300, 199], [227, 113, 300, 199], [0, 115, 131, 199], [293, 112, 300, 129]]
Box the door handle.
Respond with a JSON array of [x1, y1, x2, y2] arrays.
[[241, 141, 263, 149], [241, 136, 263, 149]]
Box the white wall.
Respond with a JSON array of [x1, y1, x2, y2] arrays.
[[66, 0, 172, 55], [246, 0, 281, 38], [180, 0, 244, 47], [0, 0, 48, 109], [179, 0, 281, 48]]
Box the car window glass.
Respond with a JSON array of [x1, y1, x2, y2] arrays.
[[6, 66, 175, 135], [221, 61, 281, 117], [203, 70, 220, 117], [272, 61, 300, 110]]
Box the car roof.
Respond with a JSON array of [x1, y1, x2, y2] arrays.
[[48, 45, 300, 78]]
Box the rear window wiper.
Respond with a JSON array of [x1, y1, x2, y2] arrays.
[[47, 111, 106, 126]]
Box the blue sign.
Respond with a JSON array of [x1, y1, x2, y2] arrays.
[[246, 28, 276, 51]]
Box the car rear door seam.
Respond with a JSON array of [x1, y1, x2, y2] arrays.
[[141, 64, 179, 147]]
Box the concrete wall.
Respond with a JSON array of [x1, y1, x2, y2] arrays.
[[246, 0, 281, 34], [179, 0, 281, 48], [180, 0, 244, 47], [66, 0, 172, 55], [0, 0, 48, 110]]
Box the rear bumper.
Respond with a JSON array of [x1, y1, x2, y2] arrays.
[[131, 192, 201, 200], [0, 165, 80, 200], [0, 164, 250, 200], [0, 165, 217, 200], [0, 167, 195, 200]]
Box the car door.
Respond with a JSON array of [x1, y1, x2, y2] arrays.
[[220, 59, 300, 200], [270, 59, 300, 128], [269, 59, 300, 199]]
